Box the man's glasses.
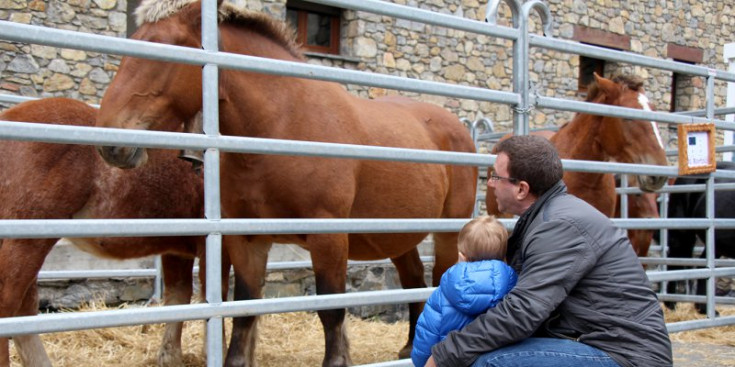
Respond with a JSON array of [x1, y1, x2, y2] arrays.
[[489, 173, 519, 184]]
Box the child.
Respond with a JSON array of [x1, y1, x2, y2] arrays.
[[411, 215, 517, 367]]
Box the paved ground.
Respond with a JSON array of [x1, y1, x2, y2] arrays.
[[673, 342, 735, 366]]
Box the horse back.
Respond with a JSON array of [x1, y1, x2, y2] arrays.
[[359, 96, 477, 215], [0, 98, 97, 220]]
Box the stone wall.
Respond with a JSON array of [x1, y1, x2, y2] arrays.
[[1, 1, 731, 126], [0, 0, 125, 104], [39, 242, 435, 321]]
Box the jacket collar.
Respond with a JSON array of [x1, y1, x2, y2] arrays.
[[507, 180, 567, 272]]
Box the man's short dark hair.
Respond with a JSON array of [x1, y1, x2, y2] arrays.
[[494, 135, 563, 196]]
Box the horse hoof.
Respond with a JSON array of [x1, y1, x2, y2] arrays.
[[397, 344, 412, 359], [695, 305, 720, 316], [158, 351, 183, 367]]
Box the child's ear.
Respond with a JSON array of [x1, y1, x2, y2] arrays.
[[458, 251, 467, 262]]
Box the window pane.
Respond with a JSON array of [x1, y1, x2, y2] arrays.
[[286, 9, 298, 29], [306, 12, 331, 47]]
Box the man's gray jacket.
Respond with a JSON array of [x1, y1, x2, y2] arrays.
[[431, 182, 672, 367]]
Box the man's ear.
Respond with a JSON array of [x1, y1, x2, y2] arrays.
[[515, 181, 531, 201]]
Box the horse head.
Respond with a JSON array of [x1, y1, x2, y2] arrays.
[[96, 0, 208, 168], [588, 73, 668, 192], [96, 0, 304, 169]]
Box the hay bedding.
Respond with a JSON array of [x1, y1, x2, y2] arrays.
[[9, 303, 734, 366], [9, 304, 408, 367]]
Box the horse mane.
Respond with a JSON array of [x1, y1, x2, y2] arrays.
[[135, 0, 197, 26], [585, 74, 644, 102], [219, 4, 304, 59], [135, 0, 303, 59]]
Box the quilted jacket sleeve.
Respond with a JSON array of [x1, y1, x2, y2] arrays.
[[411, 288, 444, 367]]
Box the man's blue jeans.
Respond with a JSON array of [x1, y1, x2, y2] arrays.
[[471, 338, 621, 367]]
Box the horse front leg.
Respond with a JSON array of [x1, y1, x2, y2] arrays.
[[310, 233, 351, 367], [0, 239, 56, 367], [390, 247, 427, 359], [432, 232, 460, 285], [157, 254, 195, 367], [224, 236, 270, 367], [12, 281, 51, 367]]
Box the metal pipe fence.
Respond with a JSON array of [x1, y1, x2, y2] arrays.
[[1, 0, 734, 366]]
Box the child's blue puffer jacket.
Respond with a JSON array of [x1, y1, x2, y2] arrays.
[[411, 259, 517, 367]]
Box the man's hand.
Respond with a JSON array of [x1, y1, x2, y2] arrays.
[[425, 356, 437, 367]]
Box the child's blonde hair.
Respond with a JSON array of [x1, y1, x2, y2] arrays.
[[457, 215, 508, 262]]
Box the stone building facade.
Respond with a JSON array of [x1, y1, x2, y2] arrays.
[[1, 0, 732, 134]]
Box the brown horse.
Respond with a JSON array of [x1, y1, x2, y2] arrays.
[[487, 74, 668, 239], [0, 98, 216, 367], [94, 1, 477, 366]]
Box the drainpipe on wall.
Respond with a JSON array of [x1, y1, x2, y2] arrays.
[[724, 43, 735, 161]]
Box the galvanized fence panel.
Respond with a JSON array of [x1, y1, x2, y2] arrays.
[[1, 0, 734, 366]]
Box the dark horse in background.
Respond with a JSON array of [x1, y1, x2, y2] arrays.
[[665, 161, 735, 313], [0, 98, 220, 367], [487, 74, 668, 256], [95, 1, 477, 366]]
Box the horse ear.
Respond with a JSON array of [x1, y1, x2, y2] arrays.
[[592, 73, 619, 96]]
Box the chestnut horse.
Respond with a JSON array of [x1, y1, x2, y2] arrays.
[[0, 98, 214, 367], [94, 1, 477, 366], [487, 74, 668, 243]]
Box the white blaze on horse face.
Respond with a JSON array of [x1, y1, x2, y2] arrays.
[[637, 93, 664, 149]]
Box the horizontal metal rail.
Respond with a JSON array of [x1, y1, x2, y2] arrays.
[[676, 106, 735, 117], [0, 21, 518, 106], [658, 294, 735, 305], [310, 0, 735, 82], [38, 257, 435, 280], [641, 258, 735, 267], [12, 120, 735, 179], [5, 217, 735, 240], [0, 288, 435, 337], [3, 280, 733, 337], [647, 268, 735, 283], [1, 22, 734, 132]]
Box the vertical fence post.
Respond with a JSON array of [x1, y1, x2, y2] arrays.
[[704, 73, 717, 319], [486, 0, 552, 136], [724, 43, 735, 161], [704, 175, 716, 318], [152, 255, 163, 302], [201, 1, 224, 366], [619, 174, 629, 219], [486, 0, 524, 135], [470, 118, 494, 218]]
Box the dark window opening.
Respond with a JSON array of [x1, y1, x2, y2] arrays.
[[572, 27, 629, 94], [578, 55, 606, 92], [287, 0, 341, 55], [126, 0, 141, 38], [670, 60, 696, 112]]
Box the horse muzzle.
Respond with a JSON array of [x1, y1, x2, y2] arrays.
[[637, 175, 667, 192], [96, 145, 148, 169]]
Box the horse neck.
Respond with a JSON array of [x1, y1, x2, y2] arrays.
[[551, 114, 607, 161], [217, 26, 349, 138]]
